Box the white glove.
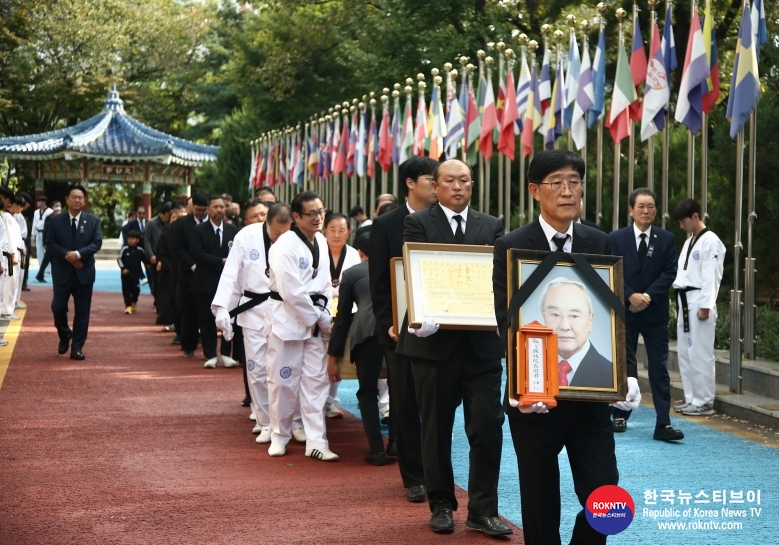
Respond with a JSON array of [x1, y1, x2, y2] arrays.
[[516, 400, 550, 414], [610, 377, 641, 411], [408, 318, 440, 338], [214, 306, 233, 341], [316, 310, 332, 337]]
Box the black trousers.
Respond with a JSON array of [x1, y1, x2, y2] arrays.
[[155, 270, 174, 325], [353, 338, 392, 453], [509, 402, 618, 545], [613, 320, 671, 426], [410, 340, 504, 515], [121, 273, 140, 306], [51, 275, 94, 352], [195, 292, 231, 359], [384, 347, 424, 489], [38, 251, 51, 278], [177, 282, 199, 352]]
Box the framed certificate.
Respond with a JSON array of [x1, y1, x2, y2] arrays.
[[389, 257, 407, 336], [402, 242, 497, 330]]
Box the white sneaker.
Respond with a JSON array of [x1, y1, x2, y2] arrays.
[[305, 448, 339, 462], [268, 443, 287, 456], [256, 428, 272, 444], [219, 355, 238, 368], [203, 357, 218, 368], [292, 428, 307, 443], [252, 423, 262, 434], [673, 402, 690, 413], [249, 412, 256, 421], [0, 339, 8, 346], [325, 403, 344, 419], [0, 314, 20, 321], [15, 303, 26, 310]]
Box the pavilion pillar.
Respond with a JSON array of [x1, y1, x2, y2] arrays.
[[142, 182, 152, 217], [134, 183, 143, 211], [34, 162, 44, 201], [82, 179, 90, 212]]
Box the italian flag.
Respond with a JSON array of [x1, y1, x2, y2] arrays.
[[606, 37, 638, 143]]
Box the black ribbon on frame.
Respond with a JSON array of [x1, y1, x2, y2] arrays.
[[508, 251, 626, 332]]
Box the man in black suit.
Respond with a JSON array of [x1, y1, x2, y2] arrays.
[[45, 184, 103, 360], [610, 188, 683, 441], [395, 159, 511, 537], [539, 277, 613, 388], [170, 190, 209, 357], [493, 150, 641, 545], [190, 194, 237, 368], [369, 156, 437, 503]]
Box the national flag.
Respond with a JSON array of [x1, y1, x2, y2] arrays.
[[333, 116, 348, 174], [571, 42, 593, 150], [539, 46, 552, 114], [498, 65, 519, 158], [701, 3, 720, 114], [589, 25, 607, 128], [445, 70, 455, 117], [479, 74, 498, 160], [641, 17, 670, 141], [496, 56, 506, 142], [444, 89, 465, 159], [629, 13, 647, 122], [347, 110, 358, 177], [378, 100, 392, 172], [516, 50, 531, 133], [427, 84, 447, 159], [400, 93, 414, 163], [414, 91, 427, 156], [466, 74, 480, 164], [727, 2, 760, 138], [522, 64, 543, 157], [606, 33, 638, 143], [391, 95, 401, 166], [278, 140, 287, 186], [356, 109, 366, 177], [544, 54, 565, 149], [674, 11, 710, 134], [307, 136, 318, 176], [367, 108, 378, 177], [248, 145, 257, 191], [752, 0, 767, 60], [564, 32, 581, 130], [257, 145, 267, 186], [330, 115, 341, 172], [267, 142, 276, 186], [292, 133, 304, 186], [657, 2, 678, 126]]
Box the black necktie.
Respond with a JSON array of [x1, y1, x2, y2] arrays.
[[71, 217, 77, 241], [216, 227, 221, 246], [453, 215, 464, 244], [639, 233, 648, 266], [553, 235, 567, 252], [140, 220, 145, 233]]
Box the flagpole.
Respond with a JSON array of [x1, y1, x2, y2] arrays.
[[358, 98, 366, 212], [527, 40, 538, 224], [731, 126, 745, 393], [566, 15, 576, 154], [477, 49, 486, 213], [518, 35, 529, 228], [380, 89, 390, 197], [613, 8, 627, 232], [369, 96, 377, 216], [596, 3, 606, 227], [496, 42, 505, 221], [627, 1, 639, 217], [744, 109, 757, 359], [504, 47, 515, 233], [460, 56, 469, 164], [580, 20, 590, 220], [392, 84, 401, 197], [553, 31, 563, 151], [485, 55, 494, 216]]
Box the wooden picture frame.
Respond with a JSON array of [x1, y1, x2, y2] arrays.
[[389, 257, 407, 336], [506, 249, 627, 402], [402, 242, 497, 330]]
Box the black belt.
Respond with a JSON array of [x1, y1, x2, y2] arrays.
[[269, 291, 329, 336], [675, 287, 701, 333], [229, 290, 271, 318], [2, 252, 11, 276]]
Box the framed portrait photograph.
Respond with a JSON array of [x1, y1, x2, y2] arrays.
[[389, 257, 407, 336], [506, 249, 627, 402], [403, 242, 497, 330]]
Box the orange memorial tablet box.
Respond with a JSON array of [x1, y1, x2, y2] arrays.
[[514, 320, 559, 408]]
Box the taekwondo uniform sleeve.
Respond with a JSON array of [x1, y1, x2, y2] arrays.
[[212, 228, 245, 313], [698, 234, 725, 310]]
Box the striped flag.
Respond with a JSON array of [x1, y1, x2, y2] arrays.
[[391, 96, 401, 166], [727, 2, 760, 138], [307, 136, 318, 177], [701, 2, 720, 114], [466, 75, 480, 164], [606, 33, 638, 143], [356, 110, 366, 177], [539, 47, 552, 115], [427, 84, 447, 159], [629, 14, 647, 122], [674, 11, 710, 134], [564, 33, 581, 130], [267, 143, 276, 186], [522, 64, 543, 157], [515, 50, 531, 133], [248, 146, 258, 190], [444, 91, 465, 159], [367, 108, 377, 177], [292, 134, 304, 186], [347, 110, 358, 177], [333, 117, 348, 174], [544, 54, 565, 149], [498, 65, 519, 158], [479, 74, 498, 160], [378, 100, 392, 172], [414, 92, 427, 156], [752, 0, 767, 60], [589, 25, 606, 128], [330, 115, 341, 172], [571, 43, 593, 150], [400, 94, 414, 163], [258, 146, 267, 186], [658, 2, 678, 126], [641, 17, 670, 141]]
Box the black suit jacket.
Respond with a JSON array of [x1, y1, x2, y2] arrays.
[[170, 215, 199, 285], [609, 225, 677, 326], [395, 204, 504, 362], [45, 212, 103, 286], [569, 344, 613, 388], [328, 261, 378, 360], [190, 220, 238, 296], [122, 218, 148, 243], [493, 217, 635, 419], [369, 204, 412, 348]]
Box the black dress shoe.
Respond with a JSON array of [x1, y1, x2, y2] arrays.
[[58, 339, 70, 355], [406, 484, 426, 503], [386, 439, 398, 457], [241, 396, 252, 407], [654, 425, 684, 442], [613, 418, 627, 433], [171, 336, 181, 345], [183, 351, 194, 358], [430, 502, 454, 534], [22, 286, 30, 291], [36, 276, 46, 283], [365, 451, 386, 466], [70, 349, 85, 360], [466, 514, 514, 537]]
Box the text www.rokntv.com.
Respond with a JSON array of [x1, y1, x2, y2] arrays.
[[657, 520, 744, 531]]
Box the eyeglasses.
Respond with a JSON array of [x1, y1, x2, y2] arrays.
[[302, 209, 326, 220], [537, 180, 584, 192], [542, 311, 590, 324]]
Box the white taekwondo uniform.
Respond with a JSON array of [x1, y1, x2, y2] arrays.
[[2, 212, 22, 316], [266, 228, 332, 450], [32, 206, 53, 267], [0, 217, 8, 307], [672, 229, 726, 408], [14, 212, 27, 304]]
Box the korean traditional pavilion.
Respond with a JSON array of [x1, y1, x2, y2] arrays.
[[0, 85, 218, 214]]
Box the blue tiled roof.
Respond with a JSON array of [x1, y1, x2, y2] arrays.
[[0, 86, 219, 166]]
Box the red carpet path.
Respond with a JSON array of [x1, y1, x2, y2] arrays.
[[0, 287, 523, 545]]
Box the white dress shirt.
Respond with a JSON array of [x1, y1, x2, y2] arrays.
[[210, 219, 223, 246], [438, 204, 469, 235], [633, 223, 651, 250], [538, 214, 573, 252]]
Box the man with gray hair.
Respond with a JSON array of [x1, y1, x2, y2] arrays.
[[539, 277, 613, 388]]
